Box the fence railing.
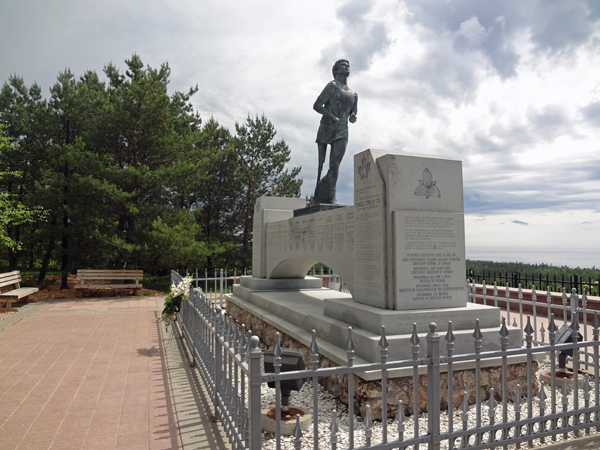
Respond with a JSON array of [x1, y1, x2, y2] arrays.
[[468, 281, 600, 373], [172, 270, 600, 450], [467, 270, 600, 296], [183, 267, 349, 306]]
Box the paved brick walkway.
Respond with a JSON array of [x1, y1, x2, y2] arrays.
[[0, 297, 182, 450]]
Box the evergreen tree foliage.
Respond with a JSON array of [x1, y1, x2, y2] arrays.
[[0, 127, 47, 252], [0, 55, 303, 276], [232, 114, 302, 268]]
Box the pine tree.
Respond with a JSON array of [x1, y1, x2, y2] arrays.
[[233, 114, 302, 268]]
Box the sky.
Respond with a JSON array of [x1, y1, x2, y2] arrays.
[[1, 0, 600, 268]]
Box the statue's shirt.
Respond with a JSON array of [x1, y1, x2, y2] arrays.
[[315, 80, 358, 144]]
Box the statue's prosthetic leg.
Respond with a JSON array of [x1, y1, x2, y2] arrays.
[[326, 139, 347, 203], [316, 143, 327, 184]]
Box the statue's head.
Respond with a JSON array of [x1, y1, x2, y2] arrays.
[[332, 59, 350, 77]]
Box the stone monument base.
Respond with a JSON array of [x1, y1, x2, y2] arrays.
[[228, 277, 521, 365], [227, 281, 539, 419]]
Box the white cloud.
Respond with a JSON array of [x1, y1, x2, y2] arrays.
[[1, 0, 600, 266], [456, 17, 488, 47]]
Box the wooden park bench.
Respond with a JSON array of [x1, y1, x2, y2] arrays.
[[75, 269, 143, 297], [0, 271, 39, 312]]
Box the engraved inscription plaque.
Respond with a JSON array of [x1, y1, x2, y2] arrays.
[[301, 227, 308, 251], [335, 223, 344, 251], [308, 227, 315, 250], [316, 226, 324, 251], [345, 223, 354, 251], [353, 151, 387, 308], [394, 210, 466, 309], [294, 229, 301, 251], [324, 224, 334, 251]]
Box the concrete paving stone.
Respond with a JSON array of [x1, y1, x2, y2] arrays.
[[27, 385, 59, 399], [51, 383, 80, 395], [0, 434, 25, 450], [77, 383, 104, 395], [115, 444, 149, 450], [35, 401, 69, 417], [1, 390, 29, 405], [19, 430, 58, 448], [49, 433, 88, 450], [74, 393, 102, 406], [2, 408, 41, 428], [0, 423, 30, 446], [0, 410, 13, 425], [116, 430, 148, 447], [70, 398, 99, 412], [62, 408, 94, 425], [27, 425, 60, 442], [27, 419, 63, 435], [96, 389, 124, 401], [83, 441, 116, 450], [18, 399, 47, 413], [86, 421, 120, 438], [101, 380, 127, 392], [126, 372, 149, 382], [0, 296, 236, 450], [118, 419, 149, 435], [122, 398, 149, 413], [90, 408, 122, 425]]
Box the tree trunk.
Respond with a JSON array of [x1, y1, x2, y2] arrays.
[[7, 225, 20, 270], [38, 237, 56, 282], [8, 249, 19, 271]]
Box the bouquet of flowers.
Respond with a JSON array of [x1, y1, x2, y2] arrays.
[[158, 276, 193, 331]]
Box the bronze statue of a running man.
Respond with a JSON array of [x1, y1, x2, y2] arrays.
[[312, 59, 358, 205]]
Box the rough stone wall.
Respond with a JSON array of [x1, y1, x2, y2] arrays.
[[227, 301, 539, 420]]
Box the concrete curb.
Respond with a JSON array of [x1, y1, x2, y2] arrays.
[[0, 300, 50, 332], [537, 434, 600, 449], [162, 315, 231, 450]]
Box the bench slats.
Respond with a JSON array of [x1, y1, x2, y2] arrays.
[[0, 287, 39, 299], [75, 270, 144, 297], [75, 284, 142, 289], [78, 276, 142, 280], [78, 270, 142, 274], [0, 271, 37, 309], [77, 270, 142, 282], [0, 270, 21, 289]]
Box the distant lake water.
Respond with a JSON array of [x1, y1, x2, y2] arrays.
[[466, 249, 598, 270]]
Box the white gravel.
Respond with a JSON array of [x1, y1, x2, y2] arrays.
[[260, 361, 598, 450]]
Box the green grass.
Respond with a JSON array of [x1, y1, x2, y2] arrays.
[[1, 267, 171, 293], [19, 269, 62, 277], [143, 274, 170, 293]]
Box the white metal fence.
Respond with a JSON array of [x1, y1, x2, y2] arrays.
[[468, 281, 599, 371], [172, 271, 600, 449], [184, 267, 349, 306]]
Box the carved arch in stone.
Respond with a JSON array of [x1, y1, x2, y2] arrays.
[[267, 256, 355, 296]]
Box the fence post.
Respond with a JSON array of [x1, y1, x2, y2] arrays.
[[427, 322, 441, 450], [248, 335, 263, 450], [214, 306, 223, 420], [219, 269, 224, 308]]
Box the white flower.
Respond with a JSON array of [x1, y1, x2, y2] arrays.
[[171, 276, 193, 298]]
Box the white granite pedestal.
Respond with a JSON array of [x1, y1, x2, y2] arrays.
[[227, 277, 522, 370]]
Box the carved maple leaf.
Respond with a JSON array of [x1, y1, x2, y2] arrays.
[[357, 155, 371, 180], [414, 168, 441, 199]]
